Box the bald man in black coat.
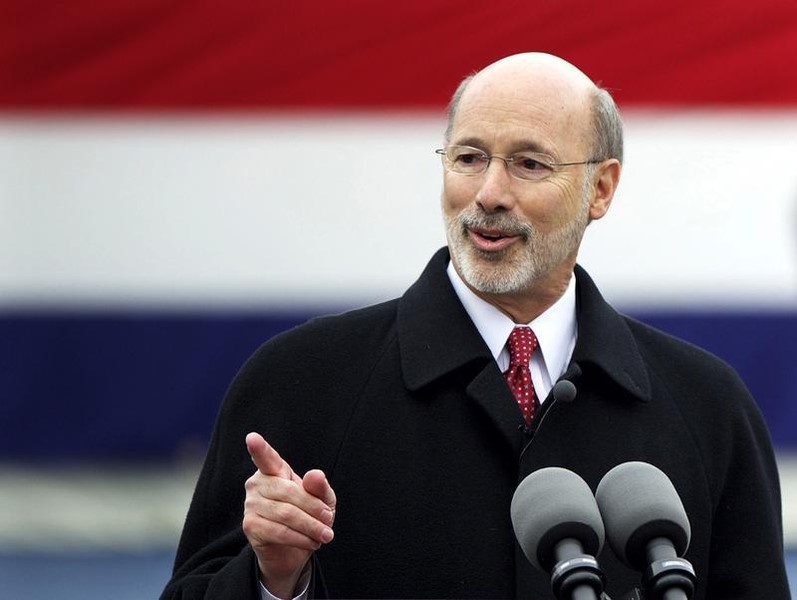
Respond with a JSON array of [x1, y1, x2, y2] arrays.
[[162, 53, 789, 599]]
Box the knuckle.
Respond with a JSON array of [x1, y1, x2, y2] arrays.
[[244, 474, 260, 491], [241, 513, 258, 535]]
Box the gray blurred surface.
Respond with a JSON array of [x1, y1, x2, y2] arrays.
[[0, 456, 794, 598]]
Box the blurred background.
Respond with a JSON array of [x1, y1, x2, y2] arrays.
[[1, 1, 796, 598]]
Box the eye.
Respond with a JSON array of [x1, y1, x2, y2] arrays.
[[516, 155, 548, 170], [453, 150, 486, 166], [512, 153, 554, 178]]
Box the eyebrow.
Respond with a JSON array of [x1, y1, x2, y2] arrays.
[[453, 136, 555, 157]]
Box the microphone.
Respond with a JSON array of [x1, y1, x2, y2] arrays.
[[550, 362, 580, 405], [520, 363, 580, 437], [595, 462, 696, 600], [511, 467, 606, 600], [552, 378, 577, 403]]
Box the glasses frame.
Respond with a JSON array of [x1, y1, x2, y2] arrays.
[[435, 145, 603, 181]]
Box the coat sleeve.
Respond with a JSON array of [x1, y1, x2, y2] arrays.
[[702, 376, 790, 598], [160, 310, 374, 599], [160, 352, 270, 600]]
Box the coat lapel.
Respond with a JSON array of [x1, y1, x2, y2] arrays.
[[572, 265, 652, 402], [397, 248, 525, 454], [395, 249, 652, 458]]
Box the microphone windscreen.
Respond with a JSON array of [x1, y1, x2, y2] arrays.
[[511, 467, 604, 572], [552, 380, 577, 403], [595, 461, 691, 570]]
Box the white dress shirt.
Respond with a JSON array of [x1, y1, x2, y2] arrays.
[[259, 563, 311, 600], [445, 261, 578, 403]]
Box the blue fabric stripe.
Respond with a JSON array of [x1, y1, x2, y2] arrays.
[[637, 311, 797, 451], [2, 310, 795, 460]]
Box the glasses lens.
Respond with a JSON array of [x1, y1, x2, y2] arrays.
[[508, 152, 555, 181], [446, 146, 488, 174]]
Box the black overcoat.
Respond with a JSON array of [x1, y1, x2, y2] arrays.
[[162, 248, 789, 599]]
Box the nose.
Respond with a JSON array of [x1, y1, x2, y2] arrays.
[[475, 157, 516, 213]]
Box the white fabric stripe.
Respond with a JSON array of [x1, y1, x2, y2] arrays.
[[2, 111, 796, 309]]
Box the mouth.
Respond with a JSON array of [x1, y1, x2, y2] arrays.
[[467, 227, 521, 252]]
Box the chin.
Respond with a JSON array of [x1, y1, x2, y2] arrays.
[[454, 244, 540, 295]]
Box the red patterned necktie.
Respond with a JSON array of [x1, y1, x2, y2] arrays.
[[504, 326, 539, 424]]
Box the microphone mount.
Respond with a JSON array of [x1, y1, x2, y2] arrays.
[[550, 538, 605, 600], [643, 538, 695, 600]]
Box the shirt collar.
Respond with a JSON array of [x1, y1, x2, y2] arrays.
[[446, 261, 577, 385]]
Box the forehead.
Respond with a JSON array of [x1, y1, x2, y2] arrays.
[[450, 70, 592, 158]]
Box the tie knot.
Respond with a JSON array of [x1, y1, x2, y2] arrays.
[[507, 326, 537, 367]]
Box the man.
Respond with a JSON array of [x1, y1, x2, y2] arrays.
[[162, 53, 789, 599]]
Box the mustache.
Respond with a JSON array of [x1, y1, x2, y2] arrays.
[[458, 210, 533, 238]]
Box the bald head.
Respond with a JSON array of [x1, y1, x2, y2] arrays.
[[445, 53, 623, 163], [477, 53, 596, 104]]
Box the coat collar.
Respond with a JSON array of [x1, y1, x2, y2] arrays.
[[397, 248, 651, 403], [571, 264, 652, 402], [398, 248, 493, 391]]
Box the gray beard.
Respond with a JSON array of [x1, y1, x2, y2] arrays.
[[444, 199, 589, 295]]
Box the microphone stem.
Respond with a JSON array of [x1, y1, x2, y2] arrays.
[[571, 584, 598, 600], [663, 591, 688, 600]]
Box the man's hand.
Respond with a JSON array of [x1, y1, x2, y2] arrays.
[[243, 432, 337, 599]]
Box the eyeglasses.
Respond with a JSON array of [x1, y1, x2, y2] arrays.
[[435, 145, 602, 182]]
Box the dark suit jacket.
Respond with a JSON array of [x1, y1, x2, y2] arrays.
[[162, 248, 789, 599]]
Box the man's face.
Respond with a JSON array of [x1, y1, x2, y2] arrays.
[[441, 75, 595, 297]]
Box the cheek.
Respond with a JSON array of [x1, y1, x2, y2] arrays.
[[518, 182, 579, 229], [442, 173, 477, 211]]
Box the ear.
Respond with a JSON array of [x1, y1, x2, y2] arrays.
[[588, 159, 621, 221]]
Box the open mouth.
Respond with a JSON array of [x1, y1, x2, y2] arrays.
[[468, 228, 520, 251]]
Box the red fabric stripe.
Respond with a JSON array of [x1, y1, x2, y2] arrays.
[[2, 0, 797, 110]]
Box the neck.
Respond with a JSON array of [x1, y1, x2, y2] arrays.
[[467, 264, 574, 324]]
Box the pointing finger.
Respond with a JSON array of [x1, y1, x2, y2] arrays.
[[246, 432, 297, 481]]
